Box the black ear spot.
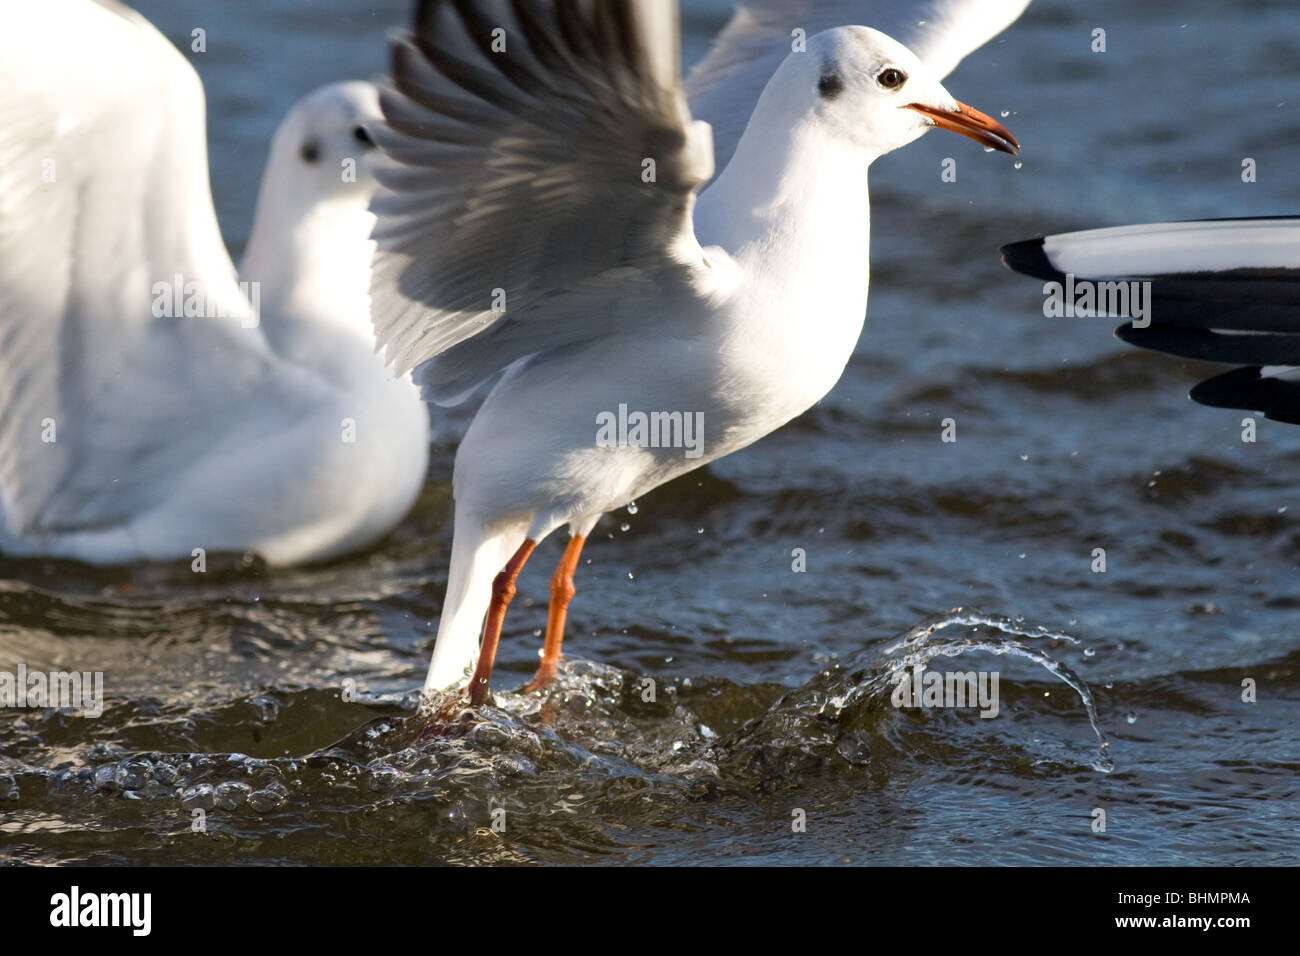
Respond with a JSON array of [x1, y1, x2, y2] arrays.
[[818, 71, 844, 99], [300, 140, 320, 163]]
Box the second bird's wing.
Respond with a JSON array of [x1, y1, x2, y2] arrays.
[[0, 0, 314, 539], [1002, 218, 1300, 424], [368, 0, 723, 405]]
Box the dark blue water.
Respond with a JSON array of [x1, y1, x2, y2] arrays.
[[1, 0, 1297, 865]]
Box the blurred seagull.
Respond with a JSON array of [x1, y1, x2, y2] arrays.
[[0, 0, 430, 565], [369, 0, 1019, 705], [1002, 218, 1300, 424]]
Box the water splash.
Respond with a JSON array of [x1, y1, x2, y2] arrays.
[[721, 607, 1112, 779], [0, 607, 1114, 865], [878, 608, 1112, 772]]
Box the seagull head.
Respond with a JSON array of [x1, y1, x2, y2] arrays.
[[242, 81, 386, 336], [266, 80, 384, 204], [798, 26, 1019, 160]]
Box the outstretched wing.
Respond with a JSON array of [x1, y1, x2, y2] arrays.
[[1002, 217, 1300, 424], [687, 0, 1032, 171], [369, 0, 719, 402], [0, 0, 298, 536]]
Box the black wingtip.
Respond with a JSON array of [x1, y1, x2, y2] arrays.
[[1190, 367, 1261, 408], [1118, 321, 1300, 365], [1000, 237, 1060, 282], [1113, 322, 1144, 347], [1115, 322, 1250, 364], [1190, 366, 1300, 425]]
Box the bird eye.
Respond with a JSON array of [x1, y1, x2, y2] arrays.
[[300, 140, 320, 163], [353, 125, 375, 147], [876, 67, 907, 91]]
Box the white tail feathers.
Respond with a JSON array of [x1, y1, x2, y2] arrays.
[[423, 517, 526, 696]]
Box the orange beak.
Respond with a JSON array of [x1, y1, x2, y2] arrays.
[[905, 101, 1020, 155]]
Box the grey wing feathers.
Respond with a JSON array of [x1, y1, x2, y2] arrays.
[[369, 0, 714, 390]]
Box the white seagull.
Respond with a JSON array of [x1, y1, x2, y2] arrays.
[[369, 0, 1019, 705], [1002, 218, 1300, 423], [0, 0, 430, 566]]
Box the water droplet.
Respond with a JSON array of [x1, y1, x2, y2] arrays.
[[1013, 161, 1022, 169], [1083, 647, 1096, 658], [1125, 712, 1138, 724], [619, 522, 630, 532], [1000, 110, 1010, 118], [626, 500, 639, 515]]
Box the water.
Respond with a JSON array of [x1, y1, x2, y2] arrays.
[[2, 0, 1299, 865]]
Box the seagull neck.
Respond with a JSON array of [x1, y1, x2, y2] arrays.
[[696, 112, 871, 263], [239, 193, 379, 367]]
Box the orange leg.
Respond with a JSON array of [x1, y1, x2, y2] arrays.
[[467, 538, 537, 706], [524, 534, 586, 693]]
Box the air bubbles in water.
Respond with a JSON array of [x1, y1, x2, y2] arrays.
[[248, 784, 288, 812], [180, 784, 216, 811], [214, 781, 252, 810]]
